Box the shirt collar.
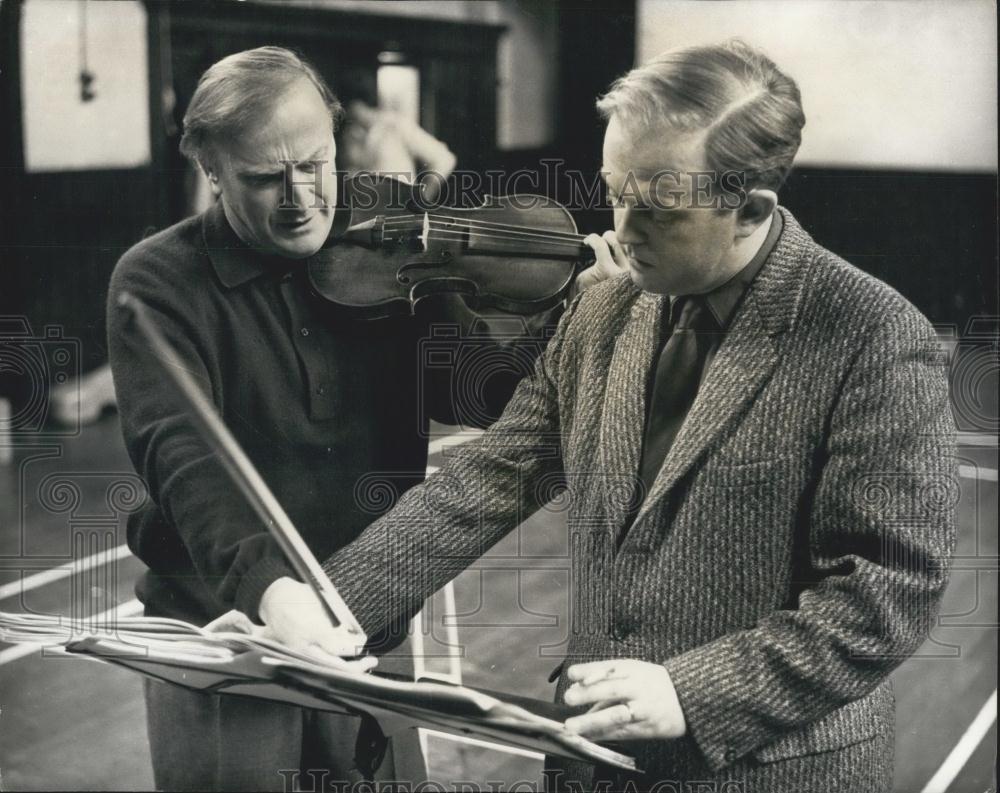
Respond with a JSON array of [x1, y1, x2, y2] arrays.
[[202, 201, 294, 289], [700, 209, 783, 329]]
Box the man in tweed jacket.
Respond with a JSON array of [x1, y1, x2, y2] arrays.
[[262, 42, 956, 791]]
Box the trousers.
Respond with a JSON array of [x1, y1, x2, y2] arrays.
[[144, 674, 427, 792]]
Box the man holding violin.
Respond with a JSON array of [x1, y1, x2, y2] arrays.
[[107, 46, 609, 790], [272, 40, 956, 792]]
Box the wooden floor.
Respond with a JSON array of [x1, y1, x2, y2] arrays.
[[1, 377, 996, 791]]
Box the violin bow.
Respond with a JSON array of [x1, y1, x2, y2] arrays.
[[117, 292, 366, 640]]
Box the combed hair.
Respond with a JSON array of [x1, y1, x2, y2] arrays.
[[596, 40, 805, 192], [179, 46, 343, 165]]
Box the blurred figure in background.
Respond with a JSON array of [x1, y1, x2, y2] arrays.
[[337, 69, 456, 204], [48, 351, 116, 426]]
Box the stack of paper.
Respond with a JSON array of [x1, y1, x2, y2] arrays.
[[0, 610, 636, 771]]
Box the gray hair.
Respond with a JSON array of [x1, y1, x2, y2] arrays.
[[179, 46, 343, 166], [597, 40, 805, 192]]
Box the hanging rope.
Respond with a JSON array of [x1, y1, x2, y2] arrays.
[[78, 0, 96, 102]]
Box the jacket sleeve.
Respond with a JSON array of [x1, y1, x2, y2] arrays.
[[321, 295, 580, 642], [108, 252, 294, 621], [664, 303, 957, 771]]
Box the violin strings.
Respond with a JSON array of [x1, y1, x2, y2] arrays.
[[384, 222, 588, 248], [422, 225, 586, 247], [381, 214, 587, 243], [385, 225, 587, 251], [382, 212, 586, 239], [426, 230, 584, 249], [381, 226, 587, 249], [387, 218, 587, 244]]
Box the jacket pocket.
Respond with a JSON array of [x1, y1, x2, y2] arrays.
[[696, 455, 795, 488], [751, 685, 893, 763]]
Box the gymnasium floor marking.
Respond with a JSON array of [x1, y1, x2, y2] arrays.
[[0, 542, 133, 600], [919, 688, 997, 793], [958, 464, 998, 482]]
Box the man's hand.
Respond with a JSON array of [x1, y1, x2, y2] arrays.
[[574, 231, 630, 296], [258, 577, 376, 673], [563, 659, 686, 741]]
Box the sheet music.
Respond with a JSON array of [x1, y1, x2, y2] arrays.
[[0, 609, 637, 772]]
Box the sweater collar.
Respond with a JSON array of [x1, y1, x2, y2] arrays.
[[202, 201, 295, 289]]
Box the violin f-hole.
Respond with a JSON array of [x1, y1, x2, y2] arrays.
[[397, 259, 445, 285]]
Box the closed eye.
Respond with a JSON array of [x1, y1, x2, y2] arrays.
[[607, 191, 650, 211], [243, 172, 282, 185]]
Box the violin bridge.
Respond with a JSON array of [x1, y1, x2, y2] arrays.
[[419, 212, 430, 252]]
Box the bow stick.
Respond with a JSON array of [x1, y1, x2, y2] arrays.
[[117, 291, 365, 641]]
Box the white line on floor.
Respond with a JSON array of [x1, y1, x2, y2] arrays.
[[958, 465, 999, 482], [956, 432, 998, 448], [919, 688, 997, 793], [0, 433, 469, 605], [0, 544, 134, 601]]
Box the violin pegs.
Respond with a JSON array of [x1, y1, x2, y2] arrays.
[[342, 217, 382, 248]]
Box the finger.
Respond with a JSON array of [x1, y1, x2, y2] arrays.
[[573, 264, 601, 293], [316, 639, 368, 659], [315, 625, 368, 657], [301, 643, 373, 669], [569, 722, 643, 743], [296, 626, 367, 659], [257, 623, 278, 642], [601, 231, 629, 271], [564, 678, 633, 706], [582, 233, 614, 265], [204, 610, 256, 635], [566, 660, 617, 682], [583, 232, 610, 253], [565, 702, 633, 736], [333, 655, 379, 674], [581, 666, 630, 687], [590, 233, 622, 277], [585, 698, 617, 714]]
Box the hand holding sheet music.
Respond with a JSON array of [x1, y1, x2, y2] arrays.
[[0, 609, 637, 771], [257, 578, 376, 670], [563, 659, 687, 742]]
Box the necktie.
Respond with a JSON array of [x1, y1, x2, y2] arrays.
[[637, 296, 713, 497]]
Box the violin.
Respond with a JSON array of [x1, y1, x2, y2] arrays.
[[308, 175, 591, 319]]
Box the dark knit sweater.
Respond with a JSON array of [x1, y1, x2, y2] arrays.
[[107, 201, 548, 626]]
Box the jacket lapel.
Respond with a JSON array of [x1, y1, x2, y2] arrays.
[[597, 290, 665, 530], [632, 291, 780, 527], [629, 207, 814, 529]]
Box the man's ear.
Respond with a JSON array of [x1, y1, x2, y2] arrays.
[[205, 168, 222, 198], [735, 189, 777, 237], [198, 157, 222, 198]]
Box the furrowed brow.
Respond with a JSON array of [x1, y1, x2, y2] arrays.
[[283, 146, 330, 165]]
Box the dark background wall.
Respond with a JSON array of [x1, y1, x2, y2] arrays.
[[781, 168, 997, 328], [501, 0, 998, 331], [1, 0, 996, 396]]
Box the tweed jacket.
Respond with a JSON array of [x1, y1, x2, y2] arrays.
[[323, 208, 956, 791]]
